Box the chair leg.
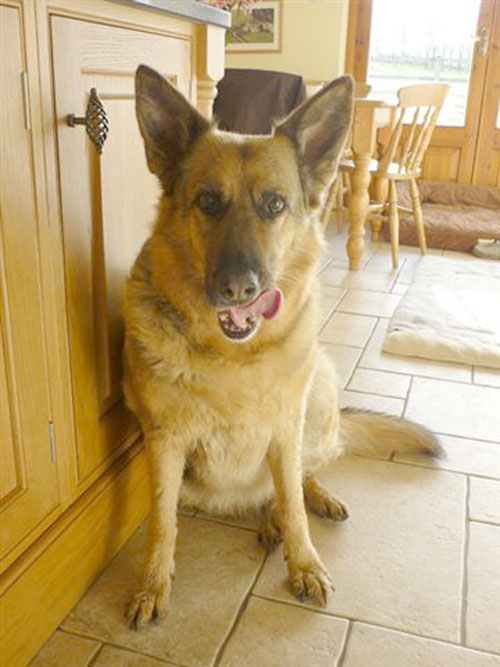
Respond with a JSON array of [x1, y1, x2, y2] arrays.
[[388, 180, 399, 269], [371, 217, 382, 243], [409, 178, 427, 255], [342, 171, 351, 201], [336, 175, 346, 233], [371, 177, 388, 242], [321, 176, 339, 228]]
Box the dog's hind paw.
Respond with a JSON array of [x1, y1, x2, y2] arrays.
[[307, 493, 349, 521], [303, 476, 349, 522], [126, 584, 169, 630], [258, 501, 283, 551], [258, 522, 283, 551]]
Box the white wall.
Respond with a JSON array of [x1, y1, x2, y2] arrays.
[[225, 0, 349, 84]]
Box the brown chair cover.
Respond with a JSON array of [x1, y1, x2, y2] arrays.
[[213, 68, 307, 135]]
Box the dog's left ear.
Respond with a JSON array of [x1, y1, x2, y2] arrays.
[[275, 76, 354, 208]]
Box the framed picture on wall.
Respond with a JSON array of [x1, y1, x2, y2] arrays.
[[226, 1, 281, 52]]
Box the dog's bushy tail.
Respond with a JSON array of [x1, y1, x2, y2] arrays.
[[339, 407, 444, 459]]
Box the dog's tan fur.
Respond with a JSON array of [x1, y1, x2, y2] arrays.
[[123, 66, 441, 629]]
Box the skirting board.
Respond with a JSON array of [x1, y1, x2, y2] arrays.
[[0, 444, 149, 667]]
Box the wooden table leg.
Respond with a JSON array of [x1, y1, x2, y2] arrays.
[[348, 101, 394, 269], [347, 154, 371, 270]]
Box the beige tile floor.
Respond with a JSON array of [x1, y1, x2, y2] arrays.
[[32, 229, 500, 667]]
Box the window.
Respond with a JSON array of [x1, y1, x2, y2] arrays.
[[366, 0, 481, 126]]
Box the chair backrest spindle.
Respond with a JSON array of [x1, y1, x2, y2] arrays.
[[376, 83, 450, 177]]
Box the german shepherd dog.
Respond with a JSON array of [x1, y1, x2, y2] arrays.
[[123, 65, 441, 629]]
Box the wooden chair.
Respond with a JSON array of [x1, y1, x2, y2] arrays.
[[331, 83, 450, 268], [321, 81, 371, 232], [354, 81, 372, 99]]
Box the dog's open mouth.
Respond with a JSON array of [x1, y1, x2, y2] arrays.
[[218, 289, 283, 342]]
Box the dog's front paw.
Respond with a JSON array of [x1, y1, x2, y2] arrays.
[[126, 582, 170, 630], [288, 557, 333, 606]]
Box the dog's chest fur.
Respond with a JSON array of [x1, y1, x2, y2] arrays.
[[166, 353, 311, 513], [125, 262, 318, 513]]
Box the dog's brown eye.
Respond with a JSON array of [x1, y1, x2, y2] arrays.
[[196, 191, 222, 216], [263, 194, 286, 218]]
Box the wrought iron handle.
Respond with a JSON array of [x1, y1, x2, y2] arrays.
[[67, 88, 109, 154]]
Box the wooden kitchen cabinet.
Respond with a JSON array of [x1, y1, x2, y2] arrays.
[[0, 1, 227, 664], [0, 2, 61, 567]]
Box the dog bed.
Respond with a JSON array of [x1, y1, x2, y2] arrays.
[[383, 256, 500, 369], [383, 181, 500, 252]]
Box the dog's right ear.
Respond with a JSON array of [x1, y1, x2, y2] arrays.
[[135, 65, 210, 188]]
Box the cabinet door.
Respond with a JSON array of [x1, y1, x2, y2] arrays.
[[51, 17, 193, 488], [0, 4, 60, 565]]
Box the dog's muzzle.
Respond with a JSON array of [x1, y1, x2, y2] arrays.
[[217, 289, 283, 342]]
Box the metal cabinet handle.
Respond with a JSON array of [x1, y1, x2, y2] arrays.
[[66, 88, 109, 154]]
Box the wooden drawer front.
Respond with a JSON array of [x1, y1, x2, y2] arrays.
[[51, 17, 193, 488], [0, 4, 59, 564]]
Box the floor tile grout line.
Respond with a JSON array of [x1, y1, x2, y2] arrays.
[[468, 517, 500, 527], [386, 456, 500, 481], [318, 289, 348, 334], [251, 593, 500, 657], [432, 431, 500, 446], [460, 475, 471, 647], [320, 283, 398, 295], [191, 512, 259, 533], [87, 642, 105, 667], [402, 376, 414, 419], [320, 341, 373, 351], [342, 317, 381, 390], [345, 387, 409, 401], [341, 387, 406, 404], [336, 620, 353, 667], [336, 307, 400, 318], [357, 364, 477, 386], [250, 591, 350, 622], [57, 628, 182, 666], [403, 430, 500, 446], [326, 284, 405, 297], [317, 257, 332, 275], [326, 257, 390, 272], [470, 381, 500, 390], [212, 551, 269, 667]]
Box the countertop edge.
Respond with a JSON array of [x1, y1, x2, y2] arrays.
[[111, 0, 231, 28]]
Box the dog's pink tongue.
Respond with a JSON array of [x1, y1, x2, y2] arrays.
[[230, 289, 283, 328]]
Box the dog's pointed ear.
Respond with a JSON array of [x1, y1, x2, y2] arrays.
[[275, 76, 354, 208], [135, 64, 210, 188]]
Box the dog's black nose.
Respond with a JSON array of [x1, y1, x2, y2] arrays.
[[217, 270, 259, 303]]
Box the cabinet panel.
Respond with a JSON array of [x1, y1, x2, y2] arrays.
[[51, 17, 193, 486], [0, 4, 60, 562]]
